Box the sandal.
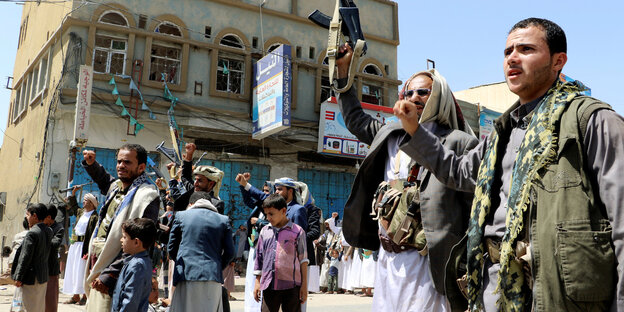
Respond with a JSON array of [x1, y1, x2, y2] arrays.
[[63, 297, 79, 304], [78, 297, 87, 305]]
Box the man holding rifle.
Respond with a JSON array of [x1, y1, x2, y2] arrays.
[[336, 44, 477, 311]]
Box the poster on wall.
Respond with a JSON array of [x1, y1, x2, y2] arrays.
[[318, 97, 396, 159], [479, 106, 502, 141], [252, 44, 292, 140]]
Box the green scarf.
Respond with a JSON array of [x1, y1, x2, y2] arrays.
[[465, 79, 588, 311]]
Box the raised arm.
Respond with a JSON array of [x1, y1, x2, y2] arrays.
[[335, 44, 383, 145], [82, 150, 115, 195], [399, 125, 485, 192]]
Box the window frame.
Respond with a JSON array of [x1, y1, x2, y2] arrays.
[[216, 52, 245, 94], [93, 33, 128, 76], [97, 10, 129, 27], [149, 40, 183, 84]]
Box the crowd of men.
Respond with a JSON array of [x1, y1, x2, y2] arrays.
[[4, 17, 624, 312]]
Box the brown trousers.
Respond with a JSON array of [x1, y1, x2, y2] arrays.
[[45, 275, 59, 312]]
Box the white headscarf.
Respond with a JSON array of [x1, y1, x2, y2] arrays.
[[405, 69, 475, 136]]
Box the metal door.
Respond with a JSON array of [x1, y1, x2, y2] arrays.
[[196, 159, 270, 230], [297, 168, 354, 220]]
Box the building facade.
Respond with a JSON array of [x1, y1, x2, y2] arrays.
[[0, 0, 401, 239]]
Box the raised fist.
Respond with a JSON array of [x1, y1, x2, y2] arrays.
[[183, 143, 196, 162], [83, 150, 96, 165], [235, 173, 247, 187]]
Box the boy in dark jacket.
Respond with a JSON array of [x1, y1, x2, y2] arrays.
[[12, 203, 53, 312]]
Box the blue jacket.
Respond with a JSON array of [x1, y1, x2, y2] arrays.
[[242, 184, 308, 229], [167, 200, 235, 286], [111, 251, 152, 312]]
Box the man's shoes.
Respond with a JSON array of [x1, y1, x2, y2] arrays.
[[327, 291, 334, 294]]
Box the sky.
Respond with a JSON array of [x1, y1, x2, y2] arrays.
[[1, 1, 623, 147]]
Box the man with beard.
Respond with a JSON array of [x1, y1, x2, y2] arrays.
[[172, 143, 225, 213], [81, 144, 160, 312], [394, 18, 624, 311], [336, 44, 477, 311]]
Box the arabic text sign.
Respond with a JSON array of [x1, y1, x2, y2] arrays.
[[74, 65, 93, 146], [318, 98, 396, 159], [252, 45, 292, 140]]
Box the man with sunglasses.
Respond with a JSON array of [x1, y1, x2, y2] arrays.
[[395, 18, 624, 311], [335, 44, 478, 311]]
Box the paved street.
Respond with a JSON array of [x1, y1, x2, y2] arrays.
[[0, 275, 373, 312]]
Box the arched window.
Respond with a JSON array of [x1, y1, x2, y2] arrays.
[[155, 21, 182, 37], [220, 35, 244, 49], [217, 34, 245, 93], [148, 21, 183, 84], [98, 11, 128, 27], [267, 44, 281, 54], [363, 64, 382, 76]]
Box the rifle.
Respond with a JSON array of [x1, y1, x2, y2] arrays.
[[308, 0, 367, 93], [58, 181, 94, 193], [146, 156, 166, 180], [156, 141, 180, 166]]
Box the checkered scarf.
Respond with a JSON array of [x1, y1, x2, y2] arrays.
[[465, 79, 588, 311]]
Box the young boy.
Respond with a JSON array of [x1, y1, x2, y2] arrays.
[[326, 248, 342, 294], [254, 194, 308, 312], [112, 218, 157, 312], [12, 203, 52, 312]]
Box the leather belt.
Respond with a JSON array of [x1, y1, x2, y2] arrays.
[[379, 233, 415, 254], [75, 235, 85, 243]]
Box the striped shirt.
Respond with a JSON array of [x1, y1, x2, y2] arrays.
[[254, 220, 308, 291]]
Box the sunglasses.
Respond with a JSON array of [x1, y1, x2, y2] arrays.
[[400, 88, 431, 98]]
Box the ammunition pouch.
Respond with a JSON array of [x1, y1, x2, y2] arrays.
[[371, 180, 427, 251]]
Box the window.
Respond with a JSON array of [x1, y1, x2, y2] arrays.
[[12, 86, 21, 121], [155, 22, 182, 37], [37, 53, 49, 92], [30, 66, 39, 102], [252, 37, 258, 49], [309, 47, 315, 59], [220, 35, 244, 49], [93, 35, 127, 75], [321, 75, 333, 103], [217, 55, 244, 93], [138, 15, 147, 29], [267, 44, 281, 54], [98, 11, 128, 27], [148, 21, 183, 84], [149, 42, 182, 84], [362, 83, 383, 105], [24, 72, 33, 105], [205, 26, 212, 39], [296, 46, 302, 58], [217, 34, 245, 94], [363, 64, 383, 76]]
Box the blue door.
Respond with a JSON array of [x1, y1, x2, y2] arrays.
[[196, 159, 270, 230], [297, 169, 355, 220]]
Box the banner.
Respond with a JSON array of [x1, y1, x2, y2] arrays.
[[317, 98, 396, 159], [73, 65, 93, 147], [478, 106, 501, 141], [252, 44, 292, 140]]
